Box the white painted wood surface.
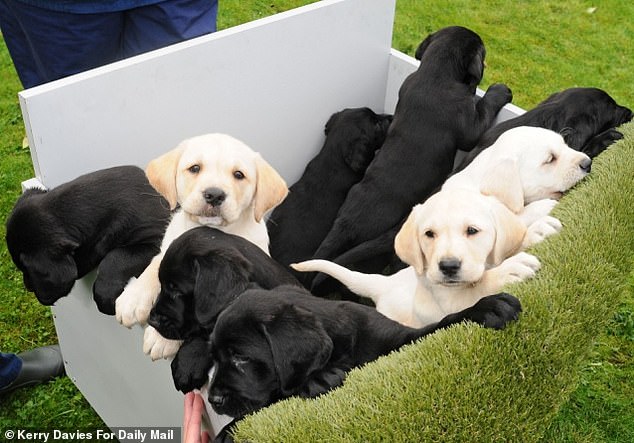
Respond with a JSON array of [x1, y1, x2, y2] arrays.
[[20, 0, 398, 430], [18, 0, 522, 432], [19, 0, 396, 189]]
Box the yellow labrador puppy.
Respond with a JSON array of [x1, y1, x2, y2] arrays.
[[446, 126, 592, 207], [445, 126, 592, 247], [115, 133, 288, 359], [295, 127, 592, 326], [293, 188, 539, 328]]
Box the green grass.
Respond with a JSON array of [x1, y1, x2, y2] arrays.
[[0, 0, 632, 440], [543, 272, 634, 442], [0, 29, 106, 431], [234, 124, 634, 442], [393, 0, 633, 108]]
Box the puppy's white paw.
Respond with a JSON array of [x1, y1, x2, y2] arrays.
[[497, 252, 541, 285], [115, 277, 155, 328], [143, 326, 183, 361], [519, 199, 558, 225], [523, 216, 562, 249]]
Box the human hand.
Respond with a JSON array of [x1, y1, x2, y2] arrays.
[[183, 392, 210, 443]]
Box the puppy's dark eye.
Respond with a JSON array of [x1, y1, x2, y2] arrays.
[[544, 154, 557, 165], [466, 226, 479, 236], [165, 282, 181, 298], [233, 170, 245, 180], [231, 355, 250, 372], [424, 230, 435, 239], [188, 164, 201, 174]]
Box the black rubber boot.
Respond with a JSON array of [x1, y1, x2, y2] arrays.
[[0, 345, 66, 396]]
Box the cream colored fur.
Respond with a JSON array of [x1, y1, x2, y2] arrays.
[[115, 133, 288, 360], [294, 126, 591, 326], [294, 189, 540, 327]]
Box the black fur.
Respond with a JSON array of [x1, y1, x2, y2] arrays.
[[148, 227, 301, 394], [311, 26, 512, 269], [316, 88, 633, 279], [457, 87, 633, 171], [205, 286, 521, 418], [5, 166, 170, 314], [267, 107, 392, 275], [149, 226, 301, 342]]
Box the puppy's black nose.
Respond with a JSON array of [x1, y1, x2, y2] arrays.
[[438, 258, 461, 276], [147, 311, 164, 330], [579, 157, 592, 173], [147, 312, 182, 339], [203, 187, 226, 206]]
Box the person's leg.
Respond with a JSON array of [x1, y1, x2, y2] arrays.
[[0, 352, 22, 389], [0, 0, 42, 89], [0, 0, 123, 89], [122, 0, 218, 58]]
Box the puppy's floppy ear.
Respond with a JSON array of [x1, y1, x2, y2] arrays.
[[146, 146, 184, 210], [487, 199, 526, 265], [414, 33, 434, 60], [343, 139, 376, 174], [261, 303, 333, 395], [23, 252, 78, 285], [465, 46, 485, 86], [559, 125, 586, 150], [253, 154, 288, 222], [21, 244, 79, 303], [394, 206, 425, 275], [324, 112, 339, 135], [558, 126, 574, 140], [192, 251, 252, 327], [479, 158, 524, 213]]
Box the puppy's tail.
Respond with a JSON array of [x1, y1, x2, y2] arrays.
[[291, 259, 389, 305]]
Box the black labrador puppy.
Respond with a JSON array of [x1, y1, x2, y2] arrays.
[[204, 285, 521, 419], [267, 107, 392, 273], [316, 87, 633, 277], [457, 87, 633, 171], [147, 226, 301, 393], [311, 26, 512, 266], [5, 165, 171, 314], [148, 226, 300, 341]]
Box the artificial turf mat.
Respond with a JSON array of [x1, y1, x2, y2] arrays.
[[233, 122, 634, 442]]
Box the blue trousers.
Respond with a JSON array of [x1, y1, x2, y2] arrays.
[[0, 352, 21, 389], [0, 0, 218, 89]]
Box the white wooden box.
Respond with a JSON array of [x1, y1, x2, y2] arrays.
[[18, 0, 523, 431]]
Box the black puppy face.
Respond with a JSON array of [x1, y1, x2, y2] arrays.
[[324, 108, 392, 173], [208, 296, 333, 418], [17, 248, 78, 305], [414, 26, 486, 90], [208, 328, 280, 418], [6, 191, 80, 305], [543, 88, 633, 150], [148, 245, 252, 339], [148, 259, 198, 339]]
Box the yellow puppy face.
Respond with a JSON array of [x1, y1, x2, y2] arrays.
[[487, 127, 592, 204], [518, 135, 591, 203], [395, 189, 525, 286], [146, 134, 288, 226]]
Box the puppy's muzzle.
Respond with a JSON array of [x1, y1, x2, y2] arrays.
[[147, 311, 182, 339], [203, 187, 227, 207], [438, 257, 461, 277]]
